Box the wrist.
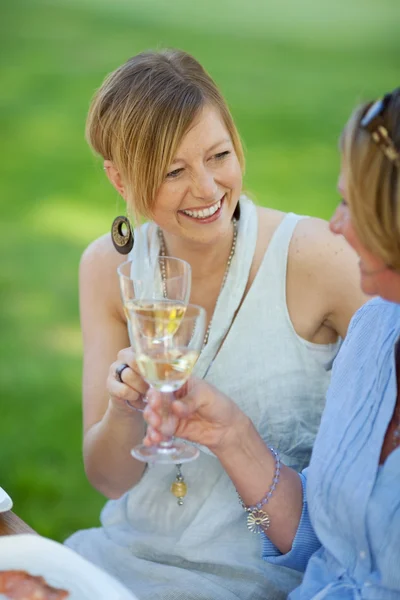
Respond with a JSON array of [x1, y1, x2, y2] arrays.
[[107, 396, 141, 421], [217, 415, 272, 473], [216, 420, 279, 512], [214, 411, 254, 458]]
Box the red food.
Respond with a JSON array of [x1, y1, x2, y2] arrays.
[[0, 570, 69, 599]]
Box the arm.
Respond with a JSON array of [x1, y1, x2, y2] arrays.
[[287, 217, 367, 341], [216, 412, 303, 554], [262, 469, 321, 572], [80, 235, 148, 499], [144, 380, 315, 556]]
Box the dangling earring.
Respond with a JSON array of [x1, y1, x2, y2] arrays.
[[111, 216, 134, 255], [233, 200, 241, 220]]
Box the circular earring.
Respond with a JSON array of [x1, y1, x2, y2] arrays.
[[111, 216, 134, 255]]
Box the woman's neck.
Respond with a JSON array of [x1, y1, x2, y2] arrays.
[[160, 223, 236, 281]]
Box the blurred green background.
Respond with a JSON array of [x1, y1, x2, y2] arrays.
[[1, 0, 399, 541]]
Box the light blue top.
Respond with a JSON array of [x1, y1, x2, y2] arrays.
[[263, 297, 400, 599], [66, 199, 341, 600]]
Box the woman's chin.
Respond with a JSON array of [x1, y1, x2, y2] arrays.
[[359, 276, 375, 296]]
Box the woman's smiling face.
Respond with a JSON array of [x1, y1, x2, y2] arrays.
[[151, 104, 243, 244]]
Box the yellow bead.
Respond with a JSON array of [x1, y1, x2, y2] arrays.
[[171, 481, 187, 498]]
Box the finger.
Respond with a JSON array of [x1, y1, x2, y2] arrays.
[[159, 412, 178, 437], [173, 381, 189, 400], [125, 396, 147, 412], [143, 426, 164, 446], [143, 402, 178, 437], [108, 378, 146, 409], [147, 386, 199, 419], [143, 405, 162, 429], [172, 386, 203, 414], [117, 365, 149, 395], [144, 425, 170, 445], [170, 400, 193, 418], [109, 359, 148, 394], [116, 347, 137, 367], [114, 349, 147, 382], [146, 389, 164, 409]]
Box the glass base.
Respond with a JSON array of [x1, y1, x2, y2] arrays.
[[131, 441, 199, 464]]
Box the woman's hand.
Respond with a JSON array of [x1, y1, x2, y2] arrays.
[[143, 378, 250, 454], [107, 347, 149, 414]]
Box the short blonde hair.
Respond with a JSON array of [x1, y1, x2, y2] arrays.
[[341, 89, 400, 269], [86, 49, 245, 219]]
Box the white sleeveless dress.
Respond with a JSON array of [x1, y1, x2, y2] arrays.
[[66, 197, 341, 600]]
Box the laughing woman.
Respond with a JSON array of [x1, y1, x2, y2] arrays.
[[65, 50, 365, 600]]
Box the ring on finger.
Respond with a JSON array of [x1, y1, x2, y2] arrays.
[[115, 363, 129, 383], [126, 396, 145, 413], [126, 392, 148, 412]]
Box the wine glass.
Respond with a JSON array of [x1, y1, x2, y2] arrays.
[[117, 257, 191, 326], [128, 304, 206, 464]]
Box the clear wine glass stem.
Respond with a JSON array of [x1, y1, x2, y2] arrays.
[[157, 390, 176, 450]]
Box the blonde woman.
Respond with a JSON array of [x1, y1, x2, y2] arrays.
[[66, 50, 365, 600], [145, 89, 400, 598]]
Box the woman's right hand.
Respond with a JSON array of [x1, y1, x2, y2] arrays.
[[143, 378, 251, 455], [107, 347, 149, 414]]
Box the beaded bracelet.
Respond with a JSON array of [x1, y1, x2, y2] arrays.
[[238, 446, 281, 534]]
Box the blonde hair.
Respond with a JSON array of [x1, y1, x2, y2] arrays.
[[341, 89, 400, 270], [86, 49, 245, 219]]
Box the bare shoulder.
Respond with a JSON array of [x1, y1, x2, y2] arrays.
[[80, 232, 125, 273], [80, 233, 127, 320], [290, 216, 350, 268], [288, 216, 367, 338], [289, 216, 363, 289]]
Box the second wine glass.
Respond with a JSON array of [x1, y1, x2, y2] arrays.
[[129, 304, 206, 464]]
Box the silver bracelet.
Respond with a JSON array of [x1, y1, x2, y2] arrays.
[[238, 446, 281, 534]]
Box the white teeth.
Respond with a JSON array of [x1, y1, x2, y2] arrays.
[[182, 198, 222, 219]]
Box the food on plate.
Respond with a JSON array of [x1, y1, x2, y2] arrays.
[[0, 570, 69, 599]]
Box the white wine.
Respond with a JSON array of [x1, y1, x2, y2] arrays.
[[125, 299, 186, 338], [136, 347, 199, 391]]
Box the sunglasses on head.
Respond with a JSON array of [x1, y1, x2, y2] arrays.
[[360, 92, 400, 166]]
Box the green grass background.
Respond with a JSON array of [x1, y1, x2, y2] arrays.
[[1, 0, 399, 541]]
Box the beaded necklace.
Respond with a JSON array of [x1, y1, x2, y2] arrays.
[[157, 219, 238, 505]]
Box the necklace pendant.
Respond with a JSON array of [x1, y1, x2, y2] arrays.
[[171, 464, 187, 506]]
